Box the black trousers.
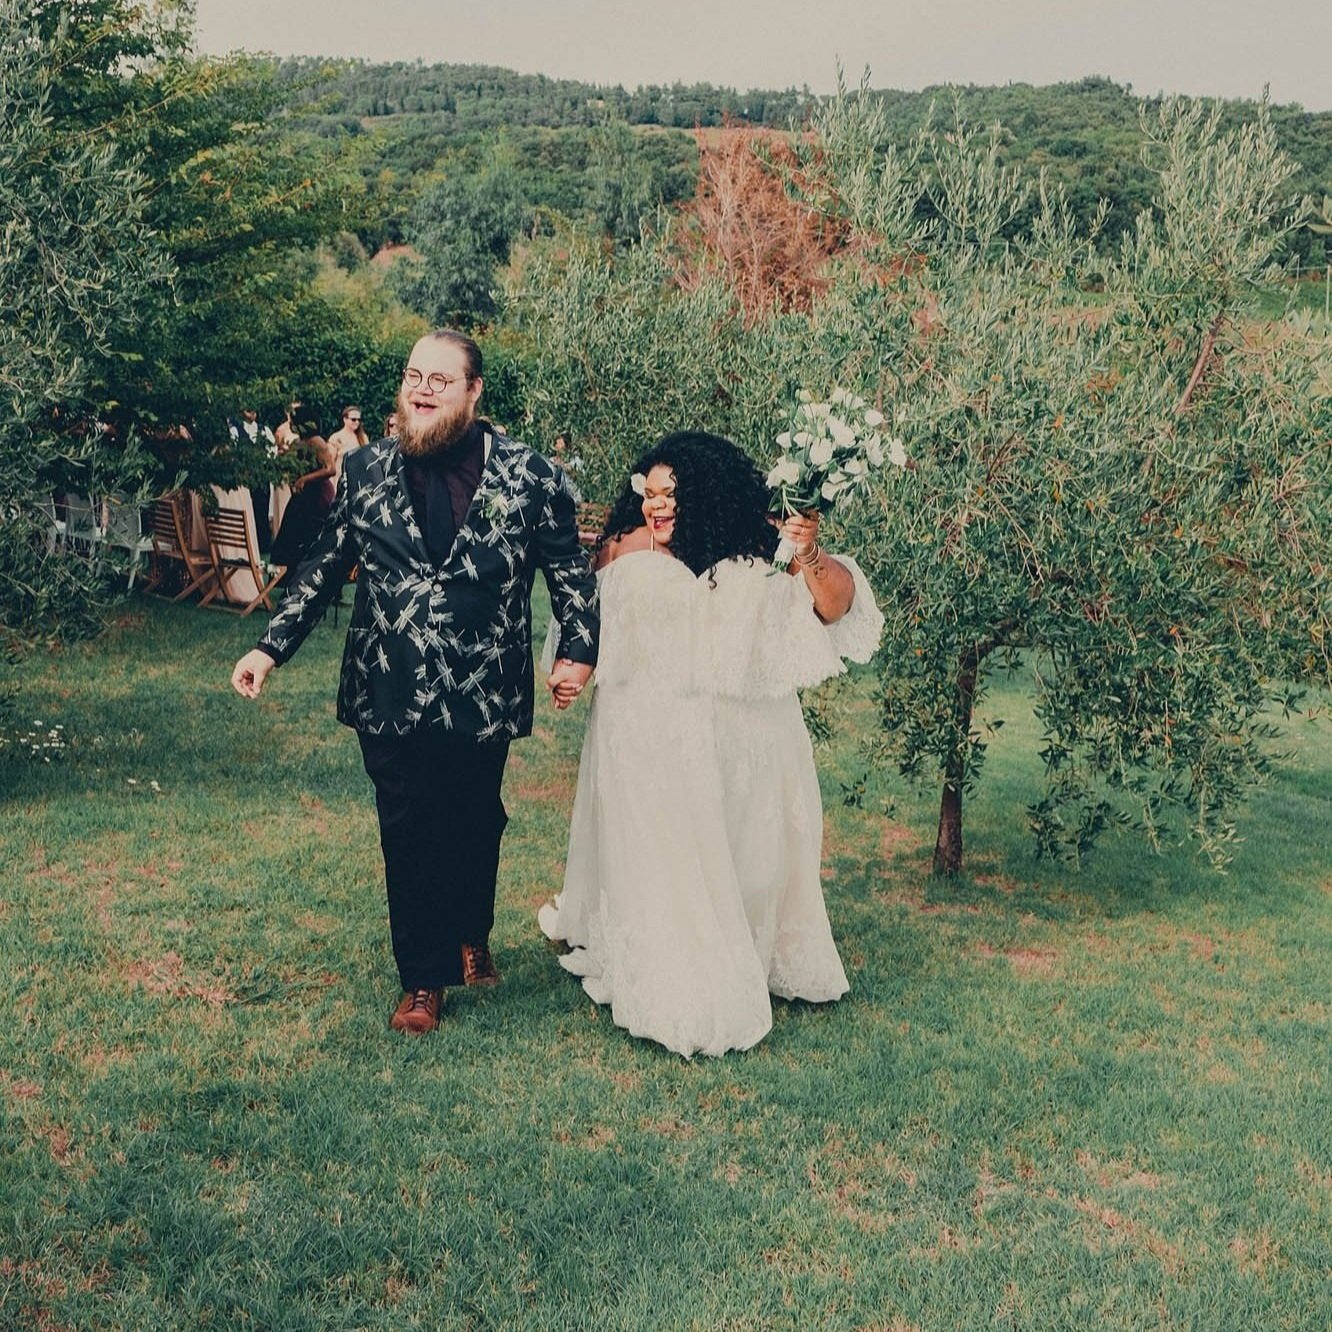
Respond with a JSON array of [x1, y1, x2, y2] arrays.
[[358, 728, 510, 990]]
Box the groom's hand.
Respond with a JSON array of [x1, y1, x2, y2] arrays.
[[547, 659, 592, 710], [231, 648, 277, 699]]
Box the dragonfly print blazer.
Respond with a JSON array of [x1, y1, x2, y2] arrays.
[[258, 430, 599, 739]]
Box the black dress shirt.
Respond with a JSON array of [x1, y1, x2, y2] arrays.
[[405, 422, 486, 564]]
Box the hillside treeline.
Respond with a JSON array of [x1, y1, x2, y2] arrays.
[[283, 61, 1332, 262]]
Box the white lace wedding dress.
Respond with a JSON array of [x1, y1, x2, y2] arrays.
[[538, 549, 883, 1058]]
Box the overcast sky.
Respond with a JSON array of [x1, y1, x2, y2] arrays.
[[194, 0, 1332, 110]]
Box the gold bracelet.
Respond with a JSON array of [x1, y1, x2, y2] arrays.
[[795, 541, 821, 566]]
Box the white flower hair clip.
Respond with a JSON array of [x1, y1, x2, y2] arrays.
[[630, 472, 647, 496]]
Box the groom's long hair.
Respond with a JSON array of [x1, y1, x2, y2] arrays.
[[602, 431, 778, 579]]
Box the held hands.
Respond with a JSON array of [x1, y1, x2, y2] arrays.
[[779, 510, 821, 564], [231, 648, 276, 699], [547, 658, 593, 710]]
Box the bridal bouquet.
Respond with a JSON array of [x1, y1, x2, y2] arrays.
[[766, 388, 907, 571]]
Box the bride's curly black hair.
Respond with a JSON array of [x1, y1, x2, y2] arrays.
[[601, 431, 778, 578]]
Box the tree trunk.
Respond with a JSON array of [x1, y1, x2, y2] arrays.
[[932, 655, 979, 876]]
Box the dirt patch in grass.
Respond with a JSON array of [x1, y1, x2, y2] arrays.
[[122, 950, 236, 1006], [1073, 1197, 1182, 1272], [1074, 1150, 1163, 1191], [294, 912, 341, 935], [1007, 947, 1059, 976], [295, 793, 334, 836], [973, 942, 1059, 975], [510, 775, 575, 806], [2, 1074, 43, 1102], [640, 1116, 695, 1140], [879, 822, 924, 858], [1229, 1230, 1283, 1276]]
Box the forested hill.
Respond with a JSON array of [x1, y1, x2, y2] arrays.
[[281, 61, 1331, 263], [279, 58, 810, 130]]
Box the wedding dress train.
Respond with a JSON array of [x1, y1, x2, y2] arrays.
[[539, 549, 883, 1057]]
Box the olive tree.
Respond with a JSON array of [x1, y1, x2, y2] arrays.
[[508, 82, 1331, 877], [802, 86, 1331, 872], [505, 223, 831, 490], [0, 0, 167, 643]]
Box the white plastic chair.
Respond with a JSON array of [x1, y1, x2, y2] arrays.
[[101, 494, 154, 589], [64, 493, 103, 555], [40, 496, 67, 553]]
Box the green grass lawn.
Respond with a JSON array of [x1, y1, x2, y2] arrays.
[[2, 597, 1329, 1331]]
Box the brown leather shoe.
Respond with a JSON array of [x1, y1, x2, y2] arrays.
[[389, 987, 443, 1034], [460, 942, 500, 987]]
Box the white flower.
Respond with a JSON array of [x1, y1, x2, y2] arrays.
[[821, 479, 847, 501], [888, 436, 908, 468], [807, 402, 831, 418], [775, 431, 793, 449], [865, 435, 885, 466], [630, 472, 647, 496], [796, 388, 813, 403], [828, 416, 856, 448], [793, 430, 813, 449], [844, 457, 867, 477], [864, 408, 884, 428], [830, 387, 850, 406], [809, 438, 834, 467], [766, 459, 802, 488]]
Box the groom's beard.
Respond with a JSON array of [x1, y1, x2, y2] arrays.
[[396, 387, 476, 458]]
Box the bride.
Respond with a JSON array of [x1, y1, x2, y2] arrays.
[[539, 432, 883, 1057]]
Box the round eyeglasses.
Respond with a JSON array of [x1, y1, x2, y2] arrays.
[[402, 368, 465, 393]]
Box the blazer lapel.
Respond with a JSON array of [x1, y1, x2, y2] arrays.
[[369, 442, 431, 566]]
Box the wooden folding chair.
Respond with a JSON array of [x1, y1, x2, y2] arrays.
[[203, 505, 285, 616], [144, 493, 219, 604]]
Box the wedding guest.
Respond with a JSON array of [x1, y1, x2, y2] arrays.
[[228, 408, 278, 553], [383, 411, 398, 439], [230, 330, 599, 1036], [268, 414, 336, 584], [539, 432, 882, 1058], [328, 404, 369, 487]]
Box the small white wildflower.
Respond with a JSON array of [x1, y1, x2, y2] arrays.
[[865, 435, 885, 466], [796, 388, 813, 403], [888, 437, 908, 468], [828, 417, 856, 448], [775, 431, 792, 449], [126, 778, 138, 786], [864, 408, 884, 428], [809, 438, 834, 468]]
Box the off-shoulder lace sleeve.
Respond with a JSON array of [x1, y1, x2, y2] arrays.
[[822, 555, 884, 664], [590, 554, 700, 694], [701, 560, 845, 698]]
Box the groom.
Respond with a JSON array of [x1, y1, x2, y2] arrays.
[[231, 330, 598, 1034]]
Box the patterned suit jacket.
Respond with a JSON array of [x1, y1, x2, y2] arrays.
[[257, 429, 599, 739]]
